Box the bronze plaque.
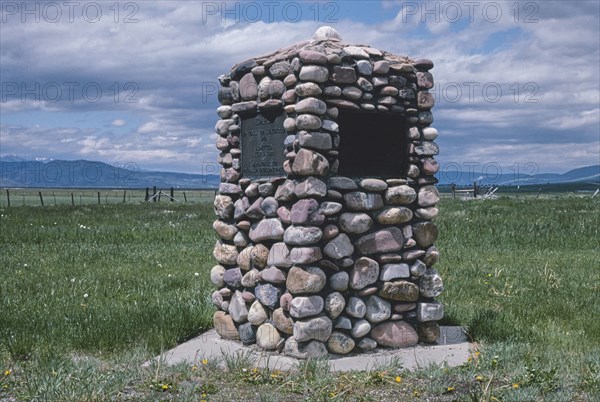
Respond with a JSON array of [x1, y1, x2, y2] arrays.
[[241, 112, 287, 179]]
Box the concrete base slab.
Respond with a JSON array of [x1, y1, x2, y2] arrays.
[[147, 326, 473, 372]]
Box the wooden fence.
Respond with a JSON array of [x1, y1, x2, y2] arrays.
[[0, 187, 217, 207]]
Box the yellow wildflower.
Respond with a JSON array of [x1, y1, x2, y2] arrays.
[[475, 375, 484, 382], [395, 376, 402, 383], [3, 370, 10, 376], [192, 365, 198, 371], [202, 358, 208, 365], [475, 351, 481, 357], [161, 384, 169, 390], [447, 386, 455, 392], [513, 383, 519, 389]]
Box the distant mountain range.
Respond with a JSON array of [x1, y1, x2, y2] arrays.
[[0, 156, 598, 188], [0, 157, 219, 188], [437, 165, 600, 186]]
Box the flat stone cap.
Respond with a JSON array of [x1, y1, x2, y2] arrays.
[[312, 26, 342, 42]]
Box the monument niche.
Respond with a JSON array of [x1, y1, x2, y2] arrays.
[[211, 27, 443, 358]]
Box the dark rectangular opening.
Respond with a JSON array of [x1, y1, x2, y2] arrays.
[[337, 110, 409, 178]]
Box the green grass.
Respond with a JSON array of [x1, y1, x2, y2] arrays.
[[1, 196, 599, 401]]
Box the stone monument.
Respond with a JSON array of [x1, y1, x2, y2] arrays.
[[211, 27, 443, 358]]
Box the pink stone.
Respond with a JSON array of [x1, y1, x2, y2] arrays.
[[370, 321, 418, 348]]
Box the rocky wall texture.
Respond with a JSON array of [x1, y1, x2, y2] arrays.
[[210, 27, 443, 358]]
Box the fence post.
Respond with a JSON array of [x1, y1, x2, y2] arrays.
[[170, 187, 174, 202], [451, 184, 456, 199], [145, 187, 149, 202], [123, 190, 127, 203], [6, 189, 10, 207], [183, 191, 187, 203], [53, 191, 56, 205], [71, 193, 75, 206], [98, 191, 101, 204], [39, 191, 44, 206], [153, 186, 157, 203], [473, 182, 477, 198]]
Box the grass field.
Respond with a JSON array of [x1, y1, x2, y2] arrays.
[[0, 196, 598, 401]]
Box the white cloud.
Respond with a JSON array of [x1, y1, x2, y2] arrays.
[[111, 119, 126, 127]]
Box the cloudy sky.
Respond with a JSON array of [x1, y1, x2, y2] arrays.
[[1, 0, 599, 176]]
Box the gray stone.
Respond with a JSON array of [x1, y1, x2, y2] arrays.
[[299, 65, 329, 83], [345, 297, 367, 318], [403, 249, 425, 261], [240, 269, 260, 288], [421, 158, 439, 175], [419, 268, 444, 298], [376, 207, 413, 225], [379, 281, 419, 301], [385, 185, 417, 205], [255, 284, 281, 309], [219, 183, 241, 195], [356, 60, 373, 75], [290, 198, 325, 225], [416, 72, 434, 89], [328, 176, 358, 190], [223, 267, 242, 287], [249, 218, 284, 242], [415, 207, 439, 220], [410, 260, 427, 277], [246, 197, 264, 220], [357, 77, 374, 91], [290, 296, 324, 318], [322, 224, 339, 241], [334, 316, 352, 330], [327, 331, 355, 355], [286, 266, 326, 294], [365, 295, 392, 323], [231, 101, 257, 114], [233, 197, 250, 220], [417, 302, 444, 321], [324, 292, 345, 319], [380, 263, 410, 281], [371, 321, 418, 348], [358, 337, 377, 351], [214, 195, 234, 219], [294, 316, 332, 342], [393, 303, 417, 313], [239, 73, 258, 100], [295, 97, 327, 115], [295, 177, 327, 198], [417, 91, 435, 109], [350, 257, 379, 290], [284, 226, 323, 246], [214, 311, 239, 340], [339, 212, 373, 234], [228, 291, 248, 323], [351, 319, 372, 338], [332, 65, 357, 84], [238, 322, 256, 345], [343, 46, 369, 58], [241, 291, 255, 303], [414, 141, 439, 156], [260, 266, 287, 284], [257, 323, 281, 350], [422, 127, 438, 140], [213, 220, 238, 240], [323, 234, 354, 259], [418, 185, 440, 207], [269, 61, 291, 78], [360, 178, 387, 191], [419, 322, 440, 343], [274, 179, 296, 202], [330, 271, 349, 292], [298, 131, 332, 151], [324, 85, 342, 97], [318, 201, 342, 216], [312, 26, 342, 41], [344, 192, 383, 211], [296, 114, 322, 130], [210, 265, 225, 287], [373, 60, 390, 74], [423, 246, 440, 266], [284, 337, 328, 359], [356, 228, 405, 255], [342, 86, 362, 100], [261, 197, 279, 217], [280, 292, 293, 311], [413, 222, 438, 248], [292, 148, 329, 176], [273, 308, 294, 334], [321, 119, 339, 132], [247, 300, 268, 325]]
